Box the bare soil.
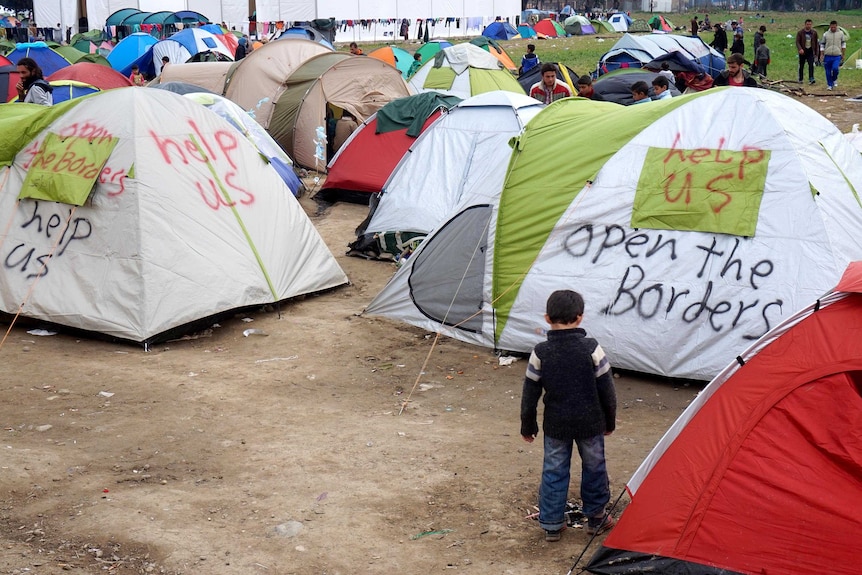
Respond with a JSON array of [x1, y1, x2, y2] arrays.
[[0, 96, 848, 575]]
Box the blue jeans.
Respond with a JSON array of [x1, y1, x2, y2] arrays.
[[824, 54, 841, 87], [538, 434, 610, 531]]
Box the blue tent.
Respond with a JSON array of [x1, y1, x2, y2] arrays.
[[107, 32, 157, 76], [278, 26, 335, 50], [517, 25, 537, 39], [6, 42, 72, 77], [49, 80, 99, 103], [482, 21, 520, 40], [598, 33, 725, 78]]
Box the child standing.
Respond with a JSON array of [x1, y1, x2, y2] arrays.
[[129, 64, 145, 86], [754, 37, 770, 77], [521, 290, 617, 542]]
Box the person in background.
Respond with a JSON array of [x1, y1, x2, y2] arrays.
[[529, 63, 572, 104], [16, 57, 53, 105], [576, 75, 604, 101], [795, 19, 819, 85], [658, 62, 675, 82], [820, 20, 847, 91], [520, 43, 540, 74], [630, 80, 651, 104], [713, 52, 758, 87], [754, 37, 770, 78], [753, 25, 766, 56], [408, 52, 423, 77], [400, 18, 409, 42], [651, 75, 673, 99], [710, 23, 728, 54], [333, 111, 358, 153], [520, 290, 617, 543], [690, 15, 698, 37], [730, 30, 745, 57], [349, 42, 364, 55], [235, 37, 248, 60], [129, 64, 145, 86]]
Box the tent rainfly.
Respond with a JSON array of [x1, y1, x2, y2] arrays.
[[587, 262, 862, 575], [407, 43, 524, 100], [364, 88, 862, 380], [0, 88, 347, 343]]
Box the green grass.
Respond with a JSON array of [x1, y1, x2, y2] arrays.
[[345, 11, 862, 93]]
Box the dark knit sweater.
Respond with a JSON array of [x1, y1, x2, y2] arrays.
[[520, 328, 616, 441]]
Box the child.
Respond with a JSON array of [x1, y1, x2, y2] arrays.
[[630, 80, 651, 104], [754, 37, 770, 77], [408, 52, 422, 77], [521, 290, 617, 542], [129, 64, 145, 86], [520, 43, 540, 74]]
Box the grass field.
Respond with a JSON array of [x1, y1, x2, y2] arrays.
[[346, 11, 862, 93]]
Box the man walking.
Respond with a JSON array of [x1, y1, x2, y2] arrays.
[[820, 21, 847, 91], [795, 19, 819, 85]]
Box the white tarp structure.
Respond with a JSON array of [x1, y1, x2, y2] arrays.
[[365, 88, 862, 380], [35, 0, 520, 41], [0, 88, 347, 342]]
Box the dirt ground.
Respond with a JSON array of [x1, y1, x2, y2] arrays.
[[0, 95, 851, 575]]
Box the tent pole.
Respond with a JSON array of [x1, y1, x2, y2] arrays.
[[565, 487, 627, 575]]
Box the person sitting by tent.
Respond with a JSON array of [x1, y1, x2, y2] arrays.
[[710, 23, 728, 54], [576, 75, 604, 101], [630, 81, 651, 104], [129, 64, 145, 86], [650, 63, 672, 83], [713, 53, 758, 87], [651, 75, 673, 99], [529, 63, 572, 105], [349, 42, 364, 56], [520, 44, 540, 75], [15, 57, 52, 105], [408, 53, 422, 77], [333, 111, 358, 154]]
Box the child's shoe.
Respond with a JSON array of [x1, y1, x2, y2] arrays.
[[585, 515, 616, 536], [544, 528, 563, 542]]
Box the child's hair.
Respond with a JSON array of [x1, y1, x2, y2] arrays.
[[131, 64, 139, 71], [414, 53, 421, 60], [527, 43, 535, 52], [631, 80, 649, 96], [546, 290, 584, 324]]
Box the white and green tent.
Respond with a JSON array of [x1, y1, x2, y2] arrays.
[[365, 88, 862, 380], [0, 89, 348, 343], [355, 91, 543, 257], [407, 43, 525, 99]]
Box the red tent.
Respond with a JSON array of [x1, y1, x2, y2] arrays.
[[317, 92, 461, 204], [47, 62, 133, 90], [587, 262, 862, 575], [1, 54, 20, 103], [532, 18, 563, 37]]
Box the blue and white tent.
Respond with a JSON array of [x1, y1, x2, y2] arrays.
[[598, 33, 725, 78], [482, 21, 520, 40], [107, 32, 157, 77], [152, 28, 233, 75], [6, 42, 71, 77]]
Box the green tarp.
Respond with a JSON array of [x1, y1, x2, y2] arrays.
[[375, 92, 462, 137]]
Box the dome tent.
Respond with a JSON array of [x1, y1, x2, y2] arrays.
[[352, 91, 543, 259], [0, 89, 347, 343], [319, 92, 462, 204], [267, 53, 412, 169], [223, 38, 331, 131], [364, 88, 862, 381], [152, 29, 234, 75], [407, 43, 524, 100], [587, 262, 862, 575]]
